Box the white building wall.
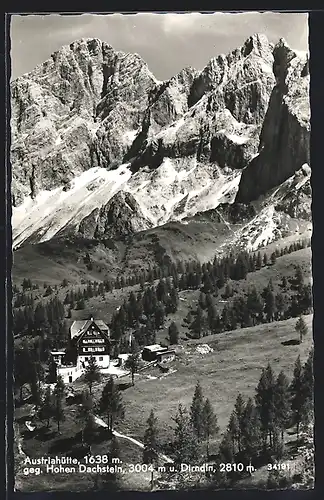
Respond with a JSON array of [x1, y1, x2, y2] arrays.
[[57, 365, 84, 384]]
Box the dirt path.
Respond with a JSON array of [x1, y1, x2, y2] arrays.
[[94, 416, 173, 463]]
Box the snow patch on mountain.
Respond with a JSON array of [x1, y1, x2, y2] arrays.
[[12, 157, 243, 248], [126, 157, 242, 225], [12, 165, 132, 248], [217, 165, 312, 253]]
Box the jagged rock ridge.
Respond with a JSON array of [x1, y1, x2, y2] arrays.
[[11, 34, 310, 249], [235, 39, 310, 202]]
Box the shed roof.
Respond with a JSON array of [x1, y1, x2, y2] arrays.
[[143, 344, 168, 352]]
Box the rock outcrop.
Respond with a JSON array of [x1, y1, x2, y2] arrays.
[[235, 39, 310, 203], [78, 191, 153, 240]]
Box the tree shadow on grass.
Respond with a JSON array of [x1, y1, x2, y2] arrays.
[[49, 435, 80, 454], [117, 382, 132, 391], [281, 338, 301, 346], [34, 426, 57, 442]]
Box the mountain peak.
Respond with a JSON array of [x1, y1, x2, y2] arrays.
[[242, 32, 271, 58]]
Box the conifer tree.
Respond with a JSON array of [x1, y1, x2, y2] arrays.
[[273, 371, 291, 441], [223, 282, 233, 299], [247, 287, 264, 325], [173, 404, 198, 463], [53, 375, 65, 433], [227, 411, 240, 457], [154, 302, 165, 330], [240, 397, 262, 462], [14, 343, 34, 403], [295, 316, 308, 343], [219, 431, 235, 463], [125, 351, 140, 386], [290, 356, 304, 441], [302, 349, 314, 416], [233, 393, 246, 453], [281, 275, 288, 290], [38, 386, 54, 428], [168, 321, 179, 344], [84, 356, 101, 394], [270, 252, 277, 266], [255, 364, 276, 451], [143, 410, 159, 488], [99, 376, 125, 434], [263, 285, 277, 322], [256, 252, 262, 270], [77, 390, 95, 446], [110, 436, 120, 462], [191, 306, 204, 338], [275, 292, 286, 320], [201, 398, 219, 458], [190, 381, 204, 442], [295, 265, 304, 290]]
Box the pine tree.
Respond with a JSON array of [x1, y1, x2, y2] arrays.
[[256, 252, 262, 270], [295, 265, 304, 290], [264, 286, 277, 322], [190, 381, 204, 442], [76, 298, 85, 310], [273, 371, 291, 441], [201, 398, 219, 458], [173, 404, 198, 463], [191, 306, 204, 338], [99, 376, 124, 434], [255, 364, 276, 451], [302, 349, 314, 412], [53, 376, 65, 433], [125, 352, 140, 386], [34, 303, 51, 338], [84, 356, 101, 394], [227, 411, 240, 457], [281, 276, 288, 291], [143, 410, 159, 489], [221, 304, 232, 331], [233, 393, 246, 453], [77, 390, 94, 446], [38, 386, 54, 428], [270, 252, 277, 265], [247, 287, 263, 325], [14, 343, 34, 403], [240, 397, 262, 462], [29, 364, 42, 409], [167, 322, 179, 345], [295, 316, 308, 343], [275, 292, 286, 320], [290, 356, 304, 441], [300, 349, 314, 433], [223, 282, 233, 299], [154, 302, 165, 330], [219, 431, 235, 463]]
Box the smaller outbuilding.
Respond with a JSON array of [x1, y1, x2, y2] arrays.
[[142, 344, 168, 362]]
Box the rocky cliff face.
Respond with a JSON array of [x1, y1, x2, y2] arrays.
[[11, 38, 157, 204], [235, 39, 310, 203], [11, 34, 310, 249]]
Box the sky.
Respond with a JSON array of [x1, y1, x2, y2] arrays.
[[10, 12, 309, 81]]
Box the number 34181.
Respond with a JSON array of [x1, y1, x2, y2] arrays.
[[267, 463, 290, 471]]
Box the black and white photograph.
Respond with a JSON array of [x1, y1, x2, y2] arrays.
[[10, 11, 313, 492]]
